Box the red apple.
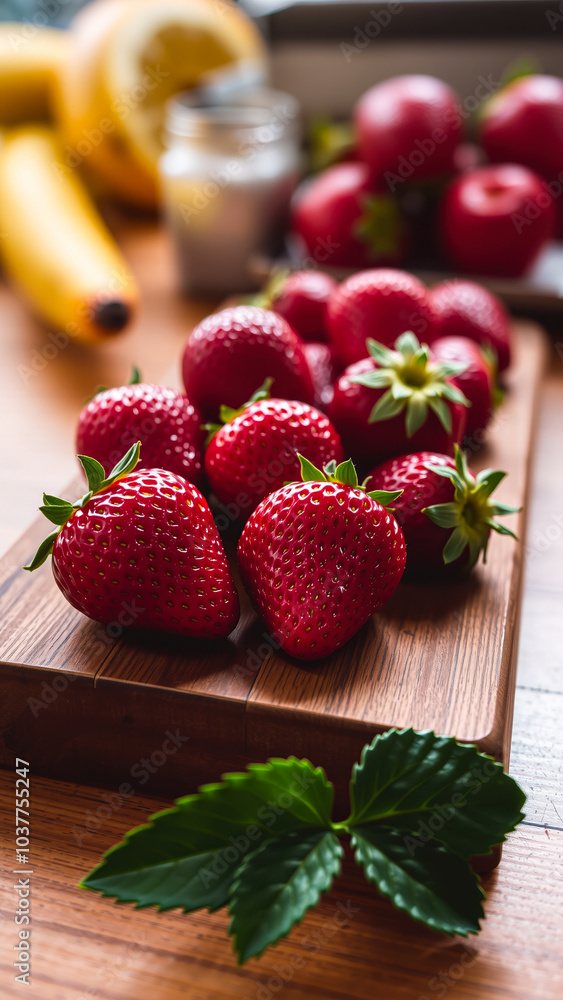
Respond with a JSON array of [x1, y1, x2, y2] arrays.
[[354, 75, 463, 189], [439, 164, 556, 277]]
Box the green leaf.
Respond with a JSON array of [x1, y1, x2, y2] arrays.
[[23, 529, 60, 571], [351, 370, 393, 390], [491, 502, 521, 516], [487, 521, 518, 539], [78, 455, 105, 494], [365, 339, 397, 368], [347, 729, 525, 859], [229, 831, 342, 963], [442, 527, 469, 564], [440, 381, 470, 407], [334, 459, 358, 488], [82, 759, 335, 913], [395, 332, 420, 358], [367, 489, 403, 508], [368, 389, 405, 424], [432, 360, 467, 380], [423, 502, 460, 529], [475, 469, 506, 496], [427, 396, 452, 434], [42, 493, 68, 507], [38, 502, 75, 525], [405, 394, 428, 437], [298, 454, 326, 483], [101, 442, 141, 489], [352, 827, 484, 937], [129, 365, 142, 385]]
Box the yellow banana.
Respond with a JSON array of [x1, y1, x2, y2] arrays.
[[0, 24, 69, 125], [0, 125, 138, 342]]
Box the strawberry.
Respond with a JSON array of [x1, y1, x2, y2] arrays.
[[326, 268, 435, 366], [354, 75, 463, 184], [262, 269, 337, 343], [430, 336, 494, 440], [24, 444, 239, 638], [76, 370, 203, 486], [428, 279, 512, 373], [205, 381, 343, 516], [291, 161, 408, 271], [328, 332, 468, 473], [182, 306, 314, 420], [237, 456, 406, 660], [364, 445, 519, 576], [304, 341, 342, 411]]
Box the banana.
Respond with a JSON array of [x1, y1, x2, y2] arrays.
[[0, 24, 69, 125], [0, 125, 138, 342]]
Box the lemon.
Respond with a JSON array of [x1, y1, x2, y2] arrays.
[[54, 0, 267, 207]]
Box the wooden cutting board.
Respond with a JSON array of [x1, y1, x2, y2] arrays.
[[0, 321, 546, 869]]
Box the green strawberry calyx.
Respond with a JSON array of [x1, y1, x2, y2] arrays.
[[354, 193, 405, 261], [423, 444, 521, 567], [350, 332, 470, 438], [296, 454, 402, 508], [23, 442, 141, 572], [86, 364, 141, 402], [203, 379, 274, 444]]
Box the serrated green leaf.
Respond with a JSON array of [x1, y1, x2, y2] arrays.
[[82, 758, 335, 912], [78, 455, 105, 494], [334, 459, 358, 487], [229, 831, 342, 963], [42, 493, 68, 506], [368, 389, 405, 424], [352, 827, 484, 937], [347, 729, 525, 859], [423, 502, 460, 529], [442, 527, 469, 563], [405, 394, 428, 437], [475, 469, 506, 496]]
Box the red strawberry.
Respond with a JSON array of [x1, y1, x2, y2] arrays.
[[439, 164, 555, 277], [428, 279, 512, 373], [326, 268, 435, 366], [364, 445, 519, 576], [328, 332, 468, 472], [238, 456, 406, 660], [76, 371, 203, 486], [304, 341, 342, 411], [205, 382, 343, 516], [264, 270, 337, 342], [430, 336, 494, 440], [24, 444, 239, 638], [291, 161, 408, 270], [182, 306, 314, 420], [354, 75, 463, 184]]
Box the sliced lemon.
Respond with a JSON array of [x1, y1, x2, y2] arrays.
[[54, 0, 267, 208]]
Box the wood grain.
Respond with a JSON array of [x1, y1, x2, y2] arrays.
[[0, 221, 561, 1000], [0, 323, 546, 827]]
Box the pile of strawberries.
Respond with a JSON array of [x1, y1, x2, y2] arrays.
[[26, 268, 519, 661], [294, 73, 563, 277]]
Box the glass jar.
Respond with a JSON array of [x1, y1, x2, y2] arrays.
[[159, 87, 301, 296]]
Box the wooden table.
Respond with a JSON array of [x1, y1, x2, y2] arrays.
[[0, 221, 562, 1000]]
